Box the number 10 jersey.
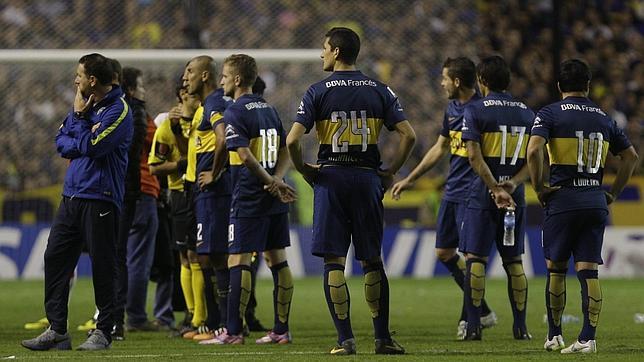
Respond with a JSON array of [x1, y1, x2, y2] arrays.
[[295, 70, 407, 169]]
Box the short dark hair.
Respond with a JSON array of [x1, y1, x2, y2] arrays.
[[476, 55, 510, 92], [558, 59, 591, 92], [122, 67, 142, 97], [79, 53, 112, 86], [108, 58, 122, 85], [325, 27, 360, 65], [252, 76, 266, 96], [224, 54, 257, 88], [443, 57, 476, 88], [175, 74, 185, 101]]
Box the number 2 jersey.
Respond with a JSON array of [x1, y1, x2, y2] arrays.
[[531, 96, 631, 214], [295, 70, 407, 169], [224, 94, 288, 217], [461, 91, 535, 210]]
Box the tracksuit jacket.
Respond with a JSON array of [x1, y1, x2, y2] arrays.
[[55, 86, 133, 211]]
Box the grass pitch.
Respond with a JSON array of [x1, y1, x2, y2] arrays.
[[1, 277, 643, 360]]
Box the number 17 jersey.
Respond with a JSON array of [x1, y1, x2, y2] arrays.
[[295, 70, 407, 169]]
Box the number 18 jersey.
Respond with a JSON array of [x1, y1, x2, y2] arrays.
[[295, 70, 407, 169], [531, 96, 631, 214], [225, 94, 288, 217]]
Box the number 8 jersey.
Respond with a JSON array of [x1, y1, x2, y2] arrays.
[[225, 94, 288, 217], [295, 70, 407, 169], [531, 96, 631, 214], [461, 91, 535, 210]]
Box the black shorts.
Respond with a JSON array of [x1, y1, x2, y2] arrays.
[[170, 189, 196, 251]]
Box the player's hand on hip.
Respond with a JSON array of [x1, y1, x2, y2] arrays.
[[301, 163, 320, 187], [391, 177, 413, 200], [604, 190, 615, 205], [198, 171, 213, 189], [74, 86, 94, 113], [536, 185, 561, 206], [378, 168, 394, 192]]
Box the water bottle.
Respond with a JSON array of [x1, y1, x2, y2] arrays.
[[503, 207, 515, 246]]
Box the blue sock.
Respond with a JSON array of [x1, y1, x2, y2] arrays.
[[464, 258, 486, 332], [577, 269, 601, 342], [363, 262, 391, 340], [503, 261, 528, 332], [270, 261, 293, 334], [215, 268, 230, 328], [323, 263, 354, 344], [201, 266, 220, 329], [546, 268, 567, 339], [227, 265, 251, 335]]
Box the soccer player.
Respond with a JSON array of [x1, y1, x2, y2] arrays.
[[22, 53, 133, 351], [460, 55, 534, 341], [527, 59, 638, 353], [391, 57, 496, 339], [210, 54, 296, 345], [149, 83, 203, 336], [182, 56, 233, 341], [287, 27, 416, 355]]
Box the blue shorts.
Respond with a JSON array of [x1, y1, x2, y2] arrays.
[[194, 194, 231, 255], [436, 200, 466, 249], [228, 213, 290, 254], [311, 166, 384, 261], [460, 207, 525, 258], [542, 209, 607, 264]]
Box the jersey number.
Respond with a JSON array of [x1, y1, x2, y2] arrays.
[[576, 130, 603, 173], [259, 128, 278, 169], [331, 110, 370, 153], [499, 125, 526, 165]]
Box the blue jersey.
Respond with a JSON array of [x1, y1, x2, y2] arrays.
[[461, 92, 534, 210], [195, 88, 233, 197], [440, 94, 481, 202], [295, 70, 407, 169], [531, 96, 631, 214], [225, 94, 288, 217]]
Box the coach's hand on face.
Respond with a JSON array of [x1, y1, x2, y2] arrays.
[[74, 87, 94, 115]]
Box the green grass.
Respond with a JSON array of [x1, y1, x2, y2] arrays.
[[1, 277, 643, 360]]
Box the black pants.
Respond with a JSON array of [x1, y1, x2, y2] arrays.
[[44, 197, 119, 338]]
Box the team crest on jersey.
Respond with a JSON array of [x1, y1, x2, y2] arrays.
[[532, 116, 543, 128], [297, 101, 305, 115], [225, 124, 239, 140], [96, 107, 106, 115], [462, 117, 469, 131], [195, 136, 202, 147]]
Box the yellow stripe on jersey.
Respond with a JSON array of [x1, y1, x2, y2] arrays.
[[210, 112, 224, 126], [547, 137, 609, 167], [449, 130, 468, 157], [316, 117, 383, 145], [91, 98, 129, 145], [229, 151, 242, 166], [481, 132, 529, 159], [248, 135, 282, 165], [186, 106, 203, 182]]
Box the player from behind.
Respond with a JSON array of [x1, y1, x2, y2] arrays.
[[527, 59, 638, 353], [460, 55, 533, 341], [209, 54, 296, 345], [287, 27, 416, 355], [391, 57, 496, 339]]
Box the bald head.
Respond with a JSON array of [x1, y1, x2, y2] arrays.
[[191, 55, 217, 86], [184, 55, 218, 99]]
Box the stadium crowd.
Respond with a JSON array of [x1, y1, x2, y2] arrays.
[[0, 0, 642, 191]]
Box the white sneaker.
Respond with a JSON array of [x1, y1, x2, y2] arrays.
[[456, 320, 467, 340], [481, 311, 498, 329], [560, 340, 596, 354], [544, 335, 565, 351]]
